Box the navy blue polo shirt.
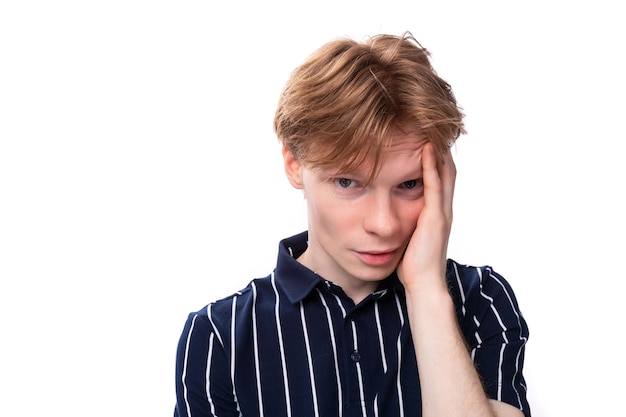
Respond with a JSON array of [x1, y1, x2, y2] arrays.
[[174, 231, 530, 417]]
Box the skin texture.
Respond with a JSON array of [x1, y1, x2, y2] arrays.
[[284, 126, 429, 304], [283, 124, 523, 416]]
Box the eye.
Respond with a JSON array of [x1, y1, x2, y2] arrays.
[[335, 178, 355, 188], [401, 179, 423, 189]]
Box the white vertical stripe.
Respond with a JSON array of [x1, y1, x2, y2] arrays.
[[229, 297, 243, 417], [330, 292, 364, 416], [476, 268, 509, 343], [452, 262, 467, 317], [393, 293, 405, 417], [513, 346, 527, 409], [181, 314, 199, 417], [271, 274, 292, 417], [205, 333, 218, 417], [374, 301, 388, 373], [471, 315, 481, 362], [497, 343, 506, 400], [300, 301, 320, 417], [330, 293, 348, 318], [373, 393, 379, 417], [476, 268, 508, 342], [230, 297, 237, 381], [476, 268, 508, 402], [315, 289, 343, 417], [487, 270, 524, 334], [488, 270, 527, 411], [349, 319, 367, 417], [207, 304, 224, 348], [251, 282, 265, 417]]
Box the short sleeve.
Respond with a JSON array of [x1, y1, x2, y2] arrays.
[[449, 262, 531, 416], [174, 308, 239, 417]]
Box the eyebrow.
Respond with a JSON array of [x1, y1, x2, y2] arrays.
[[398, 165, 423, 177]]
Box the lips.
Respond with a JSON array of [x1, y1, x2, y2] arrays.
[[355, 249, 398, 266]]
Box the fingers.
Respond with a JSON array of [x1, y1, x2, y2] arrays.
[[399, 142, 455, 288], [439, 147, 456, 220], [422, 143, 456, 220], [421, 142, 442, 208]]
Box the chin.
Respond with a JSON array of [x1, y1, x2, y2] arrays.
[[357, 266, 396, 282]]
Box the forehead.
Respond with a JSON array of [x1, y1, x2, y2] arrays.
[[326, 126, 429, 176]]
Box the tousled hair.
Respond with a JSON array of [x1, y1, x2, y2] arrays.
[[274, 32, 465, 180]]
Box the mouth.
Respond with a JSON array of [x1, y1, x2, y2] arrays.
[[355, 249, 398, 266]]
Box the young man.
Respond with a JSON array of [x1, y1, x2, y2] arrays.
[[174, 33, 530, 417]]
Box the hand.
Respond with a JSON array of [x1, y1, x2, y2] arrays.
[[397, 142, 456, 294]]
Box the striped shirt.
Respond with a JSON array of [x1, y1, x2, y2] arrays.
[[174, 231, 530, 417]]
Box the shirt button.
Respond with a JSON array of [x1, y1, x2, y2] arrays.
[[350, 350, 361, 362]]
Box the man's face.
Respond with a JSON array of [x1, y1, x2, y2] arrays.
[[283, 126, 429, 299]]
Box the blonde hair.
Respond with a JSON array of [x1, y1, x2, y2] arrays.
[[274, 33, 465, 179]]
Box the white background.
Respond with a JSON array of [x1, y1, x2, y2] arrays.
[[1, 1, 624, 416]]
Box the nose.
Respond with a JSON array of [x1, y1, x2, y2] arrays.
[[362, 193, 402, 238]]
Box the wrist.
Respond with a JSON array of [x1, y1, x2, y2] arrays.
[[404, 280, 456, 324], [401, 269, 450, 297]]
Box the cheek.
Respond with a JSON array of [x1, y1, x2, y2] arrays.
[[305, 190, 347, 223], [402, 199, 425, 226], [310, 197, 365, 234]]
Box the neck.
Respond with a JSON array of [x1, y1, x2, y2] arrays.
[[296, 250, 379, 304]]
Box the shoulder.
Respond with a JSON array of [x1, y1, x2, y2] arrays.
[[446, 259, 519, 301], [185, 275, 275, 330], [446, 259, 527, 328]]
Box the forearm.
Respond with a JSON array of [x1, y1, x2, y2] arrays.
[[397, 145, 525, 416], [406, 283, 494, 417]]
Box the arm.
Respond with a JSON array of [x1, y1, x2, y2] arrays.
[[174, 309, 239, 417], [405, 283, 523, 416], [397, 143, 524, 417]]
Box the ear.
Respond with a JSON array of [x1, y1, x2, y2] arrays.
[[282, 146, 304, 189]]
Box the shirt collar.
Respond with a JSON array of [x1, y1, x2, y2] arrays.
[[274, 231, 324, 304], [273, 231, 404, 304]]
